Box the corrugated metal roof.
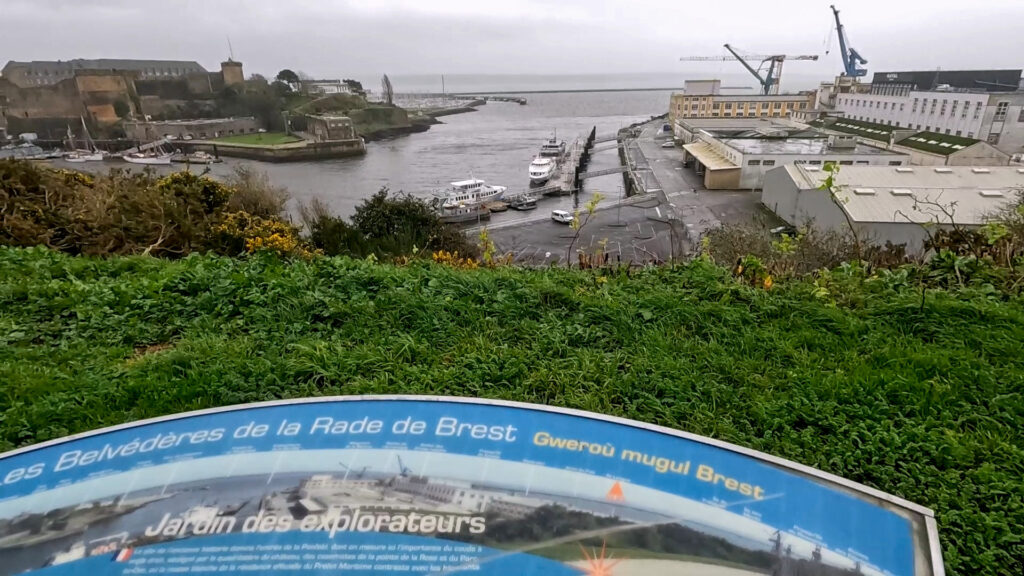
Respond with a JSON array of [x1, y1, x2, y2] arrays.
[[781, 165, 1023, 224], [683, 142, 738, 171]]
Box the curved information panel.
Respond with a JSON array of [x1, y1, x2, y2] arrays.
[[0, 397, 943, 576]]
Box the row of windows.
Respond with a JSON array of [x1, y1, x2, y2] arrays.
[[873, 84, 912, 97], [841, 96, 986, 120], [22, 66, 198, 78]]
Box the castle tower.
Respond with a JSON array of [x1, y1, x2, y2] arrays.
[[220, 60, 244, 86]]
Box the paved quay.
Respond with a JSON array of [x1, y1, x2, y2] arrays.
[[480, 119, 777, 266]]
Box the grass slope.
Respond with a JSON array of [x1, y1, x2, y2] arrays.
[[212, 132, 302, 146], [1, 248, 1022, 576]]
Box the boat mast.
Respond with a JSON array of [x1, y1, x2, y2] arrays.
[[80, 116, 96, 152]]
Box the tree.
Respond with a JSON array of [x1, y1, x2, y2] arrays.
[[248, 73, 267, 83], [271, 80, 293, 96], [275, 69, 299, 85]]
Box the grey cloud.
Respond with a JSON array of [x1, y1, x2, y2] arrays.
[[2, 0, 1023, 86]]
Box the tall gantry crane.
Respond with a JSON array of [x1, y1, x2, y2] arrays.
[[830, 5, 868, 77], [680, 44, 818, 95]]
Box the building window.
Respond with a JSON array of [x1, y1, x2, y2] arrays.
[[994, 101, 1009, 121], [956, 130, 962, 136], [988, 133, 1001, 145], [763, 160, 776, 166], [839, 160, 854, 165], [1019, 109, 1024, 122], [968, 132, 974, 138], [951, 101, 958, 115], [912, 98, 918, 112], [930, 100, 937, 114], [925, 126, 930, 132], [747, 160, 761, 166], [916, 124, 922, 130], [945, 128, 951, 135], [888, 161, 903, 166], [856, 161, 869, 165], [900, 103, 905, 112], [808, 160, 822, 165]]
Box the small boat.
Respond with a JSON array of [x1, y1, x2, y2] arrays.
[[508, 197, 538, 211], [437, 204, 491, 224], [529, 156, 557, 184], [432, 178, 506, 210], [123, 152, 172, 165], [66, 151, 104, 163], [171, 151, 222, 164]]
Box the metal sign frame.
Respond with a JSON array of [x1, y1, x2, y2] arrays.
[[0, 395, 945, 576]]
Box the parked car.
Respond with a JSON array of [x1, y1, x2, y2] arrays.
[[661, 141, 676, 149], [551, 209, 574, 224]]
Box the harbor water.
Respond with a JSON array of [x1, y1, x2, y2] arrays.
[[51, 88, 676, 225]]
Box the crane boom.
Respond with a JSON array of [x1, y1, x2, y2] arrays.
[[680, 45, 819, 95], [680, 54, 818, 62], [722, 44, 770, 94], [831, 5, 867, 77]]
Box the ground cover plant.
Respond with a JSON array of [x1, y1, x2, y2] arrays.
[[0, 248, 1021, 576]]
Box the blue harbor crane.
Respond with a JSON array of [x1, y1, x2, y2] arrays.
[[830, 5, 868, 77], [680, 45, 818, 96], [395, 455, 412, 477]]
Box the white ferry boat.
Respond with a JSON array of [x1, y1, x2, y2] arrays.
[[433, 179, 506, 210], [529, 156, 557, 184]]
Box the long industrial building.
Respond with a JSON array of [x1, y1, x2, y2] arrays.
[[762, 165, 1024, 254], [833, 69, 1024, 156], [669, 80, 814, 125], [672, 117, 908, 189]]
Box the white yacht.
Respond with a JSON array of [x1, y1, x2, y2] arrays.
[[528, 156, 557, 184], [123, 151, 172, 165], [433, 179, 506, 209]]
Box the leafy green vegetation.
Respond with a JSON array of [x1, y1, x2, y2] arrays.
[[0, 248, 1022, 576], [212, 132, 302, 146]]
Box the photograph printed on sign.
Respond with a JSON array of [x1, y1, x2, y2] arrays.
[[0, 399, 928, 576]]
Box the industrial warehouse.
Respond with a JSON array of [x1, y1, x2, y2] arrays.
[[762, 165, 1024, 254]]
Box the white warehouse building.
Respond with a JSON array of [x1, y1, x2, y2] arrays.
[[762, 165, 1024, 255], [835, 69, 1024, 157], [682, 132, 908, 190]]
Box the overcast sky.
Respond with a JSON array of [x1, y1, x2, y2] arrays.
[[4, 0, 1024, 86]]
